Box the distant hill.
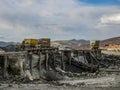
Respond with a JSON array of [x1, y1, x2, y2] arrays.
[[0, 41, 15, 47], [51, 39, 89, 47], [0, 36, 120, 51], [100, 36, 120, 46], [74, 36, 120, 50], [0, 41, 16, 51]]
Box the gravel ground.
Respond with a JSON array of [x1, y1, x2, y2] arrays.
[[0, 73, 120, 90], [0, 83, 120, 90]]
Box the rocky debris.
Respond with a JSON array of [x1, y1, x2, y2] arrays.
[[44, 70, 64, 81], [98, 54, 120, 68], [58, 75, 120, 87], [0, 51, 120, 89]]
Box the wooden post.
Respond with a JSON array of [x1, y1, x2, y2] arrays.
[[24, 51, 29, 72], [3, 55, 8, 78], [89, 51, 94, 72], [61, 51, 65, 70], [25, 51, 28, 65], [69, 51, 72, 65], [38, 51, 42, 76], [53, 52, 55, 69], [29, 52, 33, 75], [77, 50, 79, 59], [45, 51, 49, 70]]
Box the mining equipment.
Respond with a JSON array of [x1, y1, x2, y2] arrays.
[[16, 38, 51, 51], [22, 39, 38, 47], [90, 40, 100, 50], [38, 38, 50, 48]]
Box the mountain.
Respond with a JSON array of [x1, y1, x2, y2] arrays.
[[0, 36, 120, 51], [74, 36, 120, 50], [0, 41, 16, 51], [0, 41, 15, 47], [51, 37, 120, 48], [51, 39, 89, 47], [100, 36, 120, 46]]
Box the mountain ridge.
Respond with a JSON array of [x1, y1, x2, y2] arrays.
[[0, 36, 120, 49]]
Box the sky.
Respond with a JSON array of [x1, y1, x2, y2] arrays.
[[0, 0, 120, 42]]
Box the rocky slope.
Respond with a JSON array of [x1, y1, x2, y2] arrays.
[[0, 36, 120, 50], [51, 39, 89, 47], [100, 36, 120, 46]]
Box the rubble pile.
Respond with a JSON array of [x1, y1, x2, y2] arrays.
[[0, 49, 120, 88], [98, 54, 120, 69]]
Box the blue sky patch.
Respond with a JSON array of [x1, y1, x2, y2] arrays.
[[80, 0, 120, 5]]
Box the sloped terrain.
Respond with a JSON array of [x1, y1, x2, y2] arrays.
[[100, 36, 120, 46], [51, 39, 89, 47]]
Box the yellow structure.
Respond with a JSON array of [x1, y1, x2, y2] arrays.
[[22, 39, 38, 46], [90, 40, 100, 50], [40, 38, 50, 47]]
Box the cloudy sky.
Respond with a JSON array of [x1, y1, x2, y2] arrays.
[[0, 0, 120, 42]]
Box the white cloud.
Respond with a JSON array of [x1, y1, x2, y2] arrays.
[[0, 0, 120, 41], [100, 13, 120, 24]]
